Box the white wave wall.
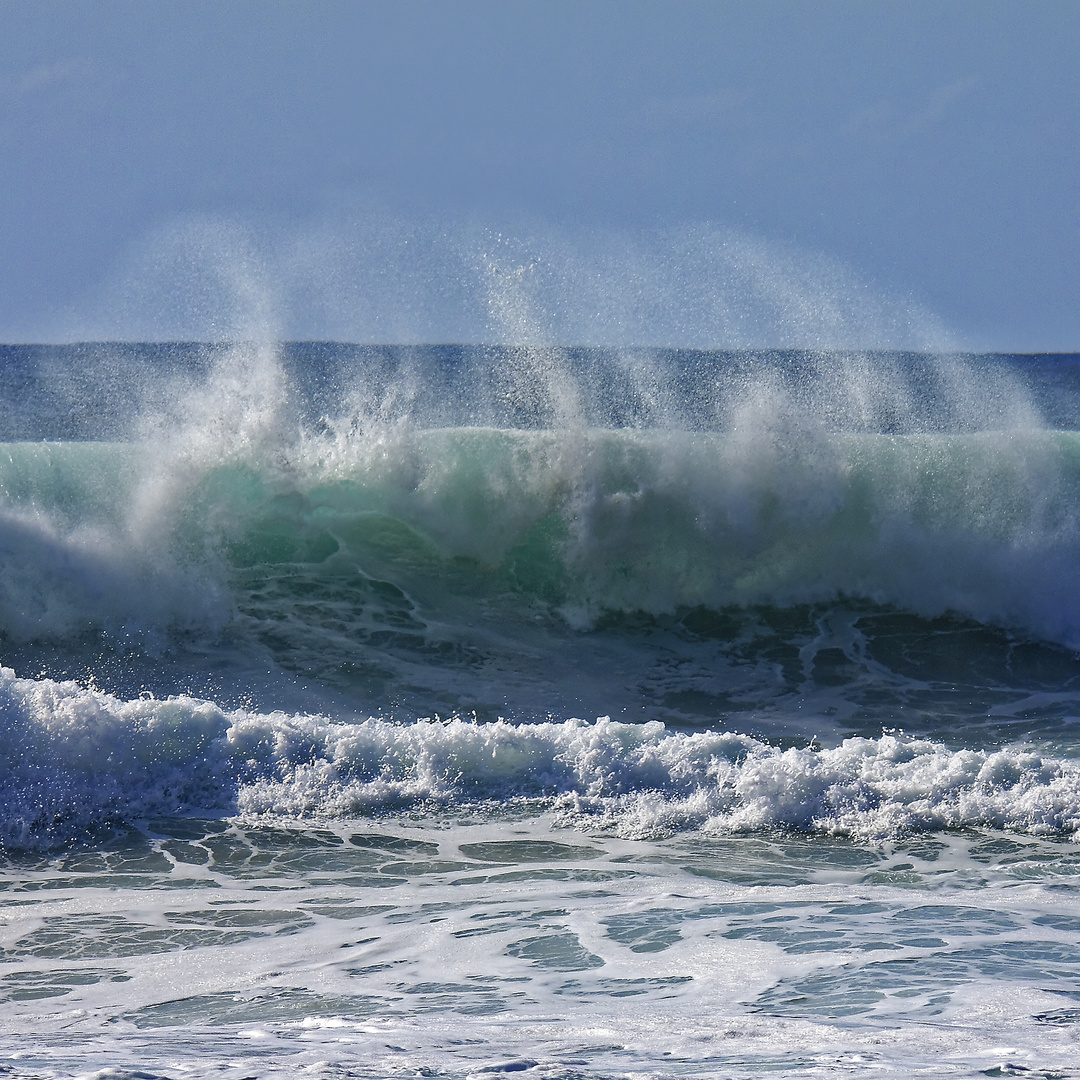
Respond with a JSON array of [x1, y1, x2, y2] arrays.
[[3, 666, 1080, 850]]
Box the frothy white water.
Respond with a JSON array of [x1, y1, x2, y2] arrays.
[[4, 665, 1080, 850], [3, 814, 1080, 1080]]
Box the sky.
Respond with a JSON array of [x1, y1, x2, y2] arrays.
[[0, 0, 1077, 350]]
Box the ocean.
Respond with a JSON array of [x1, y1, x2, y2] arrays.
[[3, 340, 1080, 1079]]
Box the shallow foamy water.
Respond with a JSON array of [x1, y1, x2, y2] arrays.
[[3, 815, 1080, 1078]]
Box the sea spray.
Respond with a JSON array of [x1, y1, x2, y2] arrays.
[[74, 219, 955, 349]]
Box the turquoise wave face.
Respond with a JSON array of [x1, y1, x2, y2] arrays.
[[3, 424, 1080, 747], [1, 342, 1077, 651], [3, 425, 1080, 640]]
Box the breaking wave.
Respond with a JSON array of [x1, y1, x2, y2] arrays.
[[4, 667, 1080, 850]]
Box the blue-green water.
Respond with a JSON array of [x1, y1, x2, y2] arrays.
[[3, 343, 1080, 1078]]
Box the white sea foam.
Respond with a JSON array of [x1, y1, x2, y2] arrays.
[[3, 809, 1080, 1080], [4, 665, 1080, 850]]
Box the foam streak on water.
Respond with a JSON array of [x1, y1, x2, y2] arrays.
[[3, 818, 1080, 1079]]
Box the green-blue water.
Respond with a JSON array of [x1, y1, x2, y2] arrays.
[[3, 343, 1080, 1079]]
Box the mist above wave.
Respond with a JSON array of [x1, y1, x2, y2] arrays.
[[58, 218, 954, 352]]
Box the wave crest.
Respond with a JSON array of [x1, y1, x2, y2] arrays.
[[4, 667, 1080, 850]]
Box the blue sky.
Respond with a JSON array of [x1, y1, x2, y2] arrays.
[[0, 0, 1076, 349]]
